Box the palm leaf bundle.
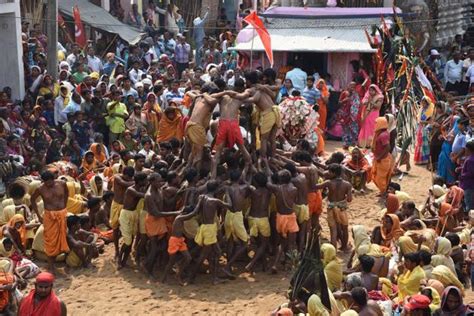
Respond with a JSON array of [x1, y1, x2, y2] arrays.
[[288, 227, 330, 311]]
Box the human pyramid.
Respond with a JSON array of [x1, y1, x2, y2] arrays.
[[6, 66, 474, 315]]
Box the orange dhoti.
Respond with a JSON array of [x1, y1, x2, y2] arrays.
[[308, 191, 323, 216], [145, 214, 168, 238], [276, 213, 299, 238], [372, 154, 394, 193], [43, 209, 70, 257], [167, 236, 188, 255]]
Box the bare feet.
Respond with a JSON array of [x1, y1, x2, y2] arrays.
[[221, 267, 236, 280]]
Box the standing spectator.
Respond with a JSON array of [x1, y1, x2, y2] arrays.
[[285, 62, 307, 92], [204, 38, 221, 67], [174, 34, 190, 79], [463, 49, 474, 88], [107, 91, 128, 143], [196, 36, 209, 68], [444, 51, 463, 95], [128, 61, 144, 85], [193, 7, 209, 55], [165, 80, 184, 103], [66, 44, 81, 67], [103, 53, 117, 77], [54, 86, 69, 126], [163, 31, 176, 57], [426, 49, 445, 83], [460, 140, 474, 213], [72, 111, 92, 151], [302, 76, 320, 106], [122, 77, 139, 99], [127, 4, 143, 29], [86, 47, 103, 73]]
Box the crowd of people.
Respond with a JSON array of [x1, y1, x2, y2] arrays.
[[0, 2, 473, 314]]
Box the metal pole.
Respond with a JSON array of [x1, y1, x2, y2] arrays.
[[46, 0, 58, 80], [250, 26, 255, 70]]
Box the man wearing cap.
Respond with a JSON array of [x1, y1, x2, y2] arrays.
[[175, 34, 191, 79], [426, 49, 445, 83], [18, 272, 67, 316]]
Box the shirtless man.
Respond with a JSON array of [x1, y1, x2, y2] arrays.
[[243, 70, 281, 160], [265, 164, 298, 273], [358, 254, 379, 291], [282, 162, 309, 253], [222, 169, 251, 278], [294, 151, 322, 233], [118, 172, 148, 269], [162, 198, 203, 285], [190, 181, 231, 285], [245, 172, 272, 273], [184, 83, 221, 168], [110, 166, 135, 260], [204, 78, 252, 178], [315, 164, 352, 251], [133, 153, 153, 264], [144, 173, 180, 278], [31, 171, 70, 273]]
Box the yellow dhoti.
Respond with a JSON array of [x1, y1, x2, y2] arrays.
[[254, 106, 281, 135], [224, 211, 248, 242], [185, 121, 207, 146], [248, 216, 271, 238], [119, 209, 138, 246], [294, 204, 310, 224], [109, 200, 123, 230], [194, 223, 218, 246]]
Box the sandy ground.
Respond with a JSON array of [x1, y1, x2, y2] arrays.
[[46, 141, 470, 315]]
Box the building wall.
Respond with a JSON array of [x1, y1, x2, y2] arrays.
[[0, 0, 24, 100]]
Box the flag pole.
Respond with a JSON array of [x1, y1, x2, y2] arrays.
[[250, 26, 255, 70]]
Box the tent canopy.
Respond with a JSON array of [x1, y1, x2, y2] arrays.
[[58, 0, 145, 45]]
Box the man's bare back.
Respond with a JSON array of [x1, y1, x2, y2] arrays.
[[201, 195, 229, 224], [326, 178, 352, 203], [268, 183, 297, 215], [226, 183, 251, 212], [248, 187, 271, 218], [292, 173, 308, 205], [123, 186, 146, 211]]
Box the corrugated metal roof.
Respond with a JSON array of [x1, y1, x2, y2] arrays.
[[233, 17, 380, 53], [59, 0, 145, 45]]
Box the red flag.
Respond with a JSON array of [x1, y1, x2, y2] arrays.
[[244, 11, 273, 67], [73, 5, 86, 47], [58, 14, 66, 29]]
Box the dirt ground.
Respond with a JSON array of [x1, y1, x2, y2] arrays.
[[48, 141, 472, 315]]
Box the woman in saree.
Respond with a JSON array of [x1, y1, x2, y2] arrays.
[[316, 79, 330, 131], [358, 84, 383, 148], [321, 243, 343, 292], [433, 286, 466, 315], [414, 96, 434, 165], [38, 74, 60, 98], [430, 102, 449, 171], [431, 236, 456, 275], [380, 214, 404, 247], [142, 92, 162, 138], [349, 225, 390, 277], [437, 116, 459, 184], [89, 143, 107, 164], [337, 82, 360, 149]]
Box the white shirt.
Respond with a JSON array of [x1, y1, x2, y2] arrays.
[[466, 64, 474, 84], [129, 68, 144, 85], [66, 53, 77, 67], [444, 60, 463, 84], [54, 95, 68, 125], [285, 68, 307, 92], [87, 55, 103, 73]]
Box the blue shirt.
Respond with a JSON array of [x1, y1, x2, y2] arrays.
[[62, 100, 81, 115], [285, 68, 307, 92], [103, 62, 116, 77], [302, 87, 321, 105], [452, 132, 466, 154]]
